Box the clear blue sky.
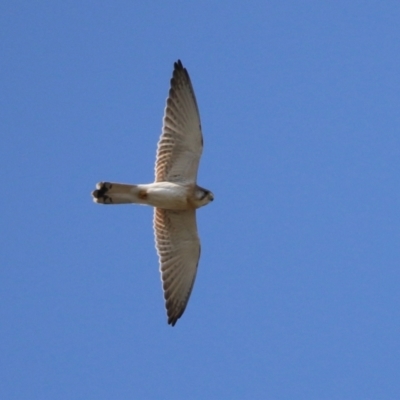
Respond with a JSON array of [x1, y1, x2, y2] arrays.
[[1, 1, 400, 399]]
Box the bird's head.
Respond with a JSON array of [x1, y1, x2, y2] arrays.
[[194, 186, 214, 208]]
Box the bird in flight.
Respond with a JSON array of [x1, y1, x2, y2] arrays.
[[92, 60, 213, 326]]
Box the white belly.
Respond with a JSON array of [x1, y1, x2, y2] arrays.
[[140, 182, 190, 210]]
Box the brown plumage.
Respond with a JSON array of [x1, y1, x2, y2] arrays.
[[92, 60, 213, 326]]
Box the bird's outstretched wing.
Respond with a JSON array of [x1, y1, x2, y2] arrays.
[[154, 208, 200, 326], [155, 60, 203, 184]]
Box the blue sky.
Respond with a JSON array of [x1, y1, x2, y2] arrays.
[[1, 1, 400, 399]]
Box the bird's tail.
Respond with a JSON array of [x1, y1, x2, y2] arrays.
[[92, 182, 147, 204]]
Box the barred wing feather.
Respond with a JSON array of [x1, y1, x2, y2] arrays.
[[154, 208, 200, 326], [155, 60, 203, 184]]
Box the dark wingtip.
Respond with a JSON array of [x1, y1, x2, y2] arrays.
[[167, 305, 186, 327], [171, 59, 191, 87], [174, 59, 183, 70]]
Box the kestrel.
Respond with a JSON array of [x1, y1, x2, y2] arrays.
[[92, 60, 213, 326]]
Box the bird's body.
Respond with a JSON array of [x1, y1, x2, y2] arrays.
[[94, 181, 212, 210], [91, 60, 213, 326]]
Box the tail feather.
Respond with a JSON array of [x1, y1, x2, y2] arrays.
[[92, 182, 142, 204]]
